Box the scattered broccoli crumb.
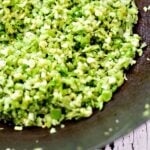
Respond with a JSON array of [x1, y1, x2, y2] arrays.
[[5, 148, 11, 150], [33, 148, 43, 150], [147, 58, 150, 61], [35, 140, 39, 144], [60, 124, 65, 129], [104, 131, 110, 136], [50, 127, 56, 134], [115, 119, 120, 124], [143, 6, 148, 12], [5, 148, 15, 150], [14, 126, 23, 131], [108, 128, 113, 132], [143, 5, 150, 12], [143, 104, 150, 117]]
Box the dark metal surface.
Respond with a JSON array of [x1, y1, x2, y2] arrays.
[[0, 1, 150, 150]]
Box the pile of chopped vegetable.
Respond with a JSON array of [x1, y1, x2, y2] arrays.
[[0, 0, 143, 128]]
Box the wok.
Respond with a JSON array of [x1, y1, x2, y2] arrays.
[[0, 0, 150, 149]]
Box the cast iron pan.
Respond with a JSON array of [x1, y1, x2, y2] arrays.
[[0, 0, 150, 150]]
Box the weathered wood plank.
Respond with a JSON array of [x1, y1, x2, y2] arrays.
[[146, 120, 150, 150], [133, 124, 148, 150], [105, 121, 150, 150], [105, 145, 112, 150], [113, 138, 124, 150], [122, 132, 133, 150], [133, 124, 147, 150]]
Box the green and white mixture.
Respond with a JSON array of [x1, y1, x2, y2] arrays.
[[0, 0, 143, 128]]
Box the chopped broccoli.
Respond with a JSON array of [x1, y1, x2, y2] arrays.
[[0, 0, 143, 128]]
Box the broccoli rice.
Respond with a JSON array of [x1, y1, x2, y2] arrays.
[[0, 0, 143, 128]]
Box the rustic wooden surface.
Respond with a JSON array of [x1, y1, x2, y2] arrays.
[[103, 120, 150, 150]]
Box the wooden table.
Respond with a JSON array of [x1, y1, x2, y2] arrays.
[[103, 121, 150, 150]]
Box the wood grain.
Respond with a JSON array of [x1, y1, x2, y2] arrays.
[[104, 121, 150, 150]]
